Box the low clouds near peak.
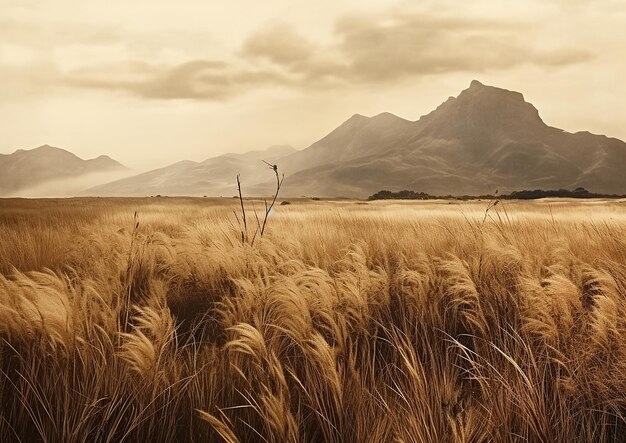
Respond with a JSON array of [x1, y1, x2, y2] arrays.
[[332, 12, 592, 81], [234, 12, 592, 89]]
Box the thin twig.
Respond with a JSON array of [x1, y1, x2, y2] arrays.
[[260, 162, 284, 237], [250, 201, 262, 246], [236, 174, 247, 243]]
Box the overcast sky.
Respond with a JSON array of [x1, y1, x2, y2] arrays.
[[1, 0, 624, 170]]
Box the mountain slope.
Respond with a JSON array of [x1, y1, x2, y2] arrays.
[[278, 113, 415, 173], [0, 145, 126, 196], [83, 145, 296, 196]]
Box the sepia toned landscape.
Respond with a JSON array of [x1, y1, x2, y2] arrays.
[[1, 197, 626, 441], [3, 0, 626, 441]]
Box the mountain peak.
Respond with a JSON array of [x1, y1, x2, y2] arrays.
[[371, 112, 404, 121], [422, 81, 545, 132], [35, 144, 60, 151], [460, 81, 529, 107], [13, 144, 72, 156], [332, 113, 371, 132], [347, 113, 369, 122], [89, 154, 125, 169]]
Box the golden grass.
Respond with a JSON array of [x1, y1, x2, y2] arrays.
[[1, 197, 626, 442]]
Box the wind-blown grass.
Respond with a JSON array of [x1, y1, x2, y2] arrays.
[[1, 197, 626, 442]]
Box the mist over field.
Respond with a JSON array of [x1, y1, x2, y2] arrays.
[[5, 169, 134, 198]]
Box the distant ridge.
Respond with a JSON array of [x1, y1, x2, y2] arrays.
[[82, 145, 296, 197], [86, 81, 626, 197], [0, 145, 126, 196]]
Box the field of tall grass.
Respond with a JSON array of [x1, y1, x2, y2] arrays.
[[1, 197, 626, 442]]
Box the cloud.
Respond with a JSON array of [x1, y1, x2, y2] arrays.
[[246, 13, 593, 84], [0, 8, 594, 101], [233, 12, 593, 90], [240, 23, 347, 88], [63, 60, 288, 100], [241, 23, 315, 66], [0, 59, 289, 102]]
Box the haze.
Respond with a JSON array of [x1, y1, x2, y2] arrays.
[[1, 0, 625, 170]]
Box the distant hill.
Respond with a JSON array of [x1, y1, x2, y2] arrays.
[[85, 81, 626, 197], [0, 145, 126, 197]]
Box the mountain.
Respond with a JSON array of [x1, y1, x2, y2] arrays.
[[279, 80, 626, 196], [0, 145, 127, 197], [279, 112, 415, 173], [83, 145, 296, 197], [85, 81, 626, 197]]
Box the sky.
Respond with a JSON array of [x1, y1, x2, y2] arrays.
[[1, 0, 625, 170]]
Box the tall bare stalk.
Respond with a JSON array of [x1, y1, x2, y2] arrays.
[[236, 161, 285, 245], [235, 174, 248, 243]]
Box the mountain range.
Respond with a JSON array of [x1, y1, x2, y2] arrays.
[[84, 145, 296, 197], [5, 81, 626, 198]]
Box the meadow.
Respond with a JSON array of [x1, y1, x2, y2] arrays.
[[1, 197, 626, 442]]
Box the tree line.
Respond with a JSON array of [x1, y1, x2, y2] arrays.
[[368, 187, 626, 201]]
